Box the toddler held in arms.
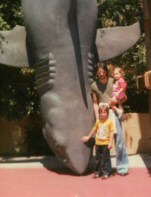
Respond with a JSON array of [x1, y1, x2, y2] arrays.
[[110, 67, 127, 119]]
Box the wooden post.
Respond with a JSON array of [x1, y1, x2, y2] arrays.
[[144, 0, 151, 69], [144, 0, 151, 118]]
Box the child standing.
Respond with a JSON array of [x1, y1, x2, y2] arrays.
[[82, 104, 114, 179], [110, 67, 127, 119]]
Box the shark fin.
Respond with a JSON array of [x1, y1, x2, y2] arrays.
[[96, 22, 141, 61]]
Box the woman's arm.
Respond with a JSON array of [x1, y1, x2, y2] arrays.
[[92, 92, 99, 120], [108, 130, 114, 149]]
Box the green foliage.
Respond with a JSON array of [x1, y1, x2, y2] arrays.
[[0, 0, 23, 30], [0, 0, 148, 155], [0, 0, 147, 119], [0, 0, 39, 120], [0, 66, 40, 120], [97, 0, 148, 112], [97, 0, 143, 27], [0, 0, 45, 156]]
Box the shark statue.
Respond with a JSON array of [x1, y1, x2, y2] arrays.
[[0, 0, 141, 174]]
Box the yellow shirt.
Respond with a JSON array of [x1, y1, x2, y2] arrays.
[[93, 119, 114, 145]]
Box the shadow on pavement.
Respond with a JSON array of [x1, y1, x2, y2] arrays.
[[40, 156, 94, 176]]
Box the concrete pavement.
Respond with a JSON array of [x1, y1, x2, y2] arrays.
[[0, 154, 151, 197], [0, 154, 151, 169]]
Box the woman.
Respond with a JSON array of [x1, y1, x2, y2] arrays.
[[91, 62, 129, 176]]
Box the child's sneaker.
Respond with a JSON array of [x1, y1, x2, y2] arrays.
[[101, 174, 109, 179], [92, 173, 100, 179]]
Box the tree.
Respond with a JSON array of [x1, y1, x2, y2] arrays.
[[0, 0, 148, 155], [0, 0, 40, 120], [0, 0, 50, 155], [97, 0, 148, 112], [0, 0, 23, 30], [0, 0, 147, 120]]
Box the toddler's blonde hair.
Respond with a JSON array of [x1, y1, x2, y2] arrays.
[[113, 67, 125, 77]]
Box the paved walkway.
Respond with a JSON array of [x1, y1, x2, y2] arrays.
[[0, 154, 151, 169], [0, 154, 151, 197]]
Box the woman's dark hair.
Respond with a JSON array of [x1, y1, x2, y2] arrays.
[[97, 62, 109, 76]]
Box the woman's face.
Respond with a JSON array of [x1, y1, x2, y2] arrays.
[[97, 68, 107, 81]]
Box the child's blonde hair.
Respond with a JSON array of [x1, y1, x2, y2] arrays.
[[113, 67, 125, 78], [98, 103, 109, 115]]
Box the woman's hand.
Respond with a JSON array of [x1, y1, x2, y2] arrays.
[[110, 97, 117, 105], [108, 143, 112, 149]]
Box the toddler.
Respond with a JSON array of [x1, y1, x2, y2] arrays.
[[110, 67, 127, 119]]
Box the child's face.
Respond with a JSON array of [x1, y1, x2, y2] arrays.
[[99, 109, 108, 120], [113, 69, 121, 80]]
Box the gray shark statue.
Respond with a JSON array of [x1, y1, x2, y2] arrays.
[[0, 0, 141, 174]]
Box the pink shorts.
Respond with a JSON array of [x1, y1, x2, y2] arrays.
[[112, 92, 125, 101]]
